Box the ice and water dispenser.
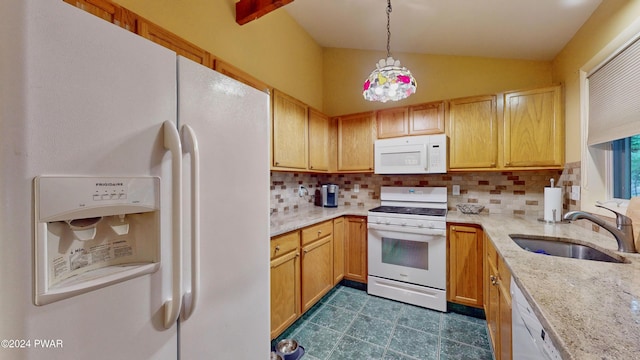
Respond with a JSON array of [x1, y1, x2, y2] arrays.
[[34, 176, 161, 305]]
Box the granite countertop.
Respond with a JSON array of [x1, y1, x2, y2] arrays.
[[271, 206, 640, 359], [270, 205, 369, 237]]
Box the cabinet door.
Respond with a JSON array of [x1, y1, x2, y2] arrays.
[[333, 217, 345, 285], [301, 236, 333, 312], [344, 216, 367, 283], [337, 112, 375, 172], [308, 109, 330, 172], [272, 90, 308, 169], [448, 95, 498, 169], [486, 254, 500, 356], [503, 85, 563, 168], [448, 224, 483, 308], [498, 267, 512, 360], [137, 17, 213, 68], [270, 250, 300, 339], [376, 107, 409, 139], [409, 101, 445, 135]]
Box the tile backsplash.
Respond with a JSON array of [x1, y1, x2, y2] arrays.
[[271, 161, 581, 217]]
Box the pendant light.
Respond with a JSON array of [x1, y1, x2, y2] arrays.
[[363, 0, 417, 102]]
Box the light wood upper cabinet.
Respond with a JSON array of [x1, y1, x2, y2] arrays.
[[272, 90, 308, 170], [137, 17, 213, 68], [376, 101, 445, 139], [377, 107, 409, 139], [344, 216, 367, 283], [308, 108, 330, 172], [447, 224, 484, 308], [270, 231, 300, 340], [409, 101, 446, 135], [64, 0, 136, 31], [336, 112, 376, 172], [214, 59, 270, 93], [503, 85, 564, 168], [448, 95, 498, 170]]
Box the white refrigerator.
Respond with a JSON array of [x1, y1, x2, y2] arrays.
[[0, 1, 270, 359]]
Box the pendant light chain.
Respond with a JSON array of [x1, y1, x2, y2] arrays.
[[386, 0, 392, 58], [362, 0, 417, 102]]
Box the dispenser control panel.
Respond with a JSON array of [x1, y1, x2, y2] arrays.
[[92, 181, 128, 201], [35, 176, 159, 222]]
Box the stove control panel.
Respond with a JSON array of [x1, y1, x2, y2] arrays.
[[367, 215, 446, 230]]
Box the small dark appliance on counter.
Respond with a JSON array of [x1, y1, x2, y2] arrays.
[[314, 189, 323, 207], [321, 184, 339, 208]]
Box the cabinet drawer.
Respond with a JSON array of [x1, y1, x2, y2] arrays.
[[301, 220, 333, 246], [271, 231, 300, 260]]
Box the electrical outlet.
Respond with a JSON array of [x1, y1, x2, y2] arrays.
[[571, 185, 580, 201], [354, 184, 360, 193], [452, 185, 460, 196]]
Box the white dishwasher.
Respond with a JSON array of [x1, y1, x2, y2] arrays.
[[511, 278, 562, 359]]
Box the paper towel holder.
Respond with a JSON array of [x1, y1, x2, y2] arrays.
[[538, 209, 570, 224]]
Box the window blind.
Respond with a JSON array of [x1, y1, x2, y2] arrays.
[[588, 36, 640, 145]]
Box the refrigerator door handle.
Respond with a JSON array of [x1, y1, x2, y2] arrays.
[[180, 124, 200, 320], [163, 121, 183, 329]]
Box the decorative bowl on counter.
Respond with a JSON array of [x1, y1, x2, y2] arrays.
[[456, 204, 485, 214]]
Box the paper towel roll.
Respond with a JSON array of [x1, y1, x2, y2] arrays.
[[544, 187, 562, 222]]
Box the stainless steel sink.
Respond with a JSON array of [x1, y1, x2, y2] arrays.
[[509, 234, 629, 264]]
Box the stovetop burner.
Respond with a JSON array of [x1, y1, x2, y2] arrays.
[[369, 206, 446, 217]]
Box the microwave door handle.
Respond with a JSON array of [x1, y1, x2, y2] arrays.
[[424, 144, 429, 172]]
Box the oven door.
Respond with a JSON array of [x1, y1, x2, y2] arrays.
[[367, 224, 446, 289]]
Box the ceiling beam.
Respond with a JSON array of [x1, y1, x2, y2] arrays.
[[236, 0, 294, 25]]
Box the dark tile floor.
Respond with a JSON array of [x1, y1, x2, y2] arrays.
[[273, 285, 494, 360]]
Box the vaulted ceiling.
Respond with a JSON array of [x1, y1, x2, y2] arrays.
[[238, 0, 603, 61]]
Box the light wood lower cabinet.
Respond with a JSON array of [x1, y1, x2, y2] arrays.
[[270, 218, 345, 339], [301, 221, 334, 312], [484, 234, 512, 359], [270, 231, 300, 340], [344, 216, 367, 283], [333, 217, 345, 285], [447, 224, 483, 308]]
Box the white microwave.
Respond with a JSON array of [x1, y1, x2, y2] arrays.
[[374, 134, 447, 174]]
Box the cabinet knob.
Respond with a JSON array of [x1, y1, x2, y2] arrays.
[[490, 275, 498, 286], [275, 161, 280, 166], [275, 245, 280, 252], [317, 230, 322, 236]]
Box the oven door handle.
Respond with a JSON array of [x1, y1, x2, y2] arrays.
[[367, 223, 446, 237]]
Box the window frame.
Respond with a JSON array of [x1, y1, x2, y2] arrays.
[[579, 20, 640, 216]]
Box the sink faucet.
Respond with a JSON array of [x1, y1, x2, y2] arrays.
[[564, 204, 636, 253]]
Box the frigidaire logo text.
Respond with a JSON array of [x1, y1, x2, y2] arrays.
[[95, 182, 124, 187]]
